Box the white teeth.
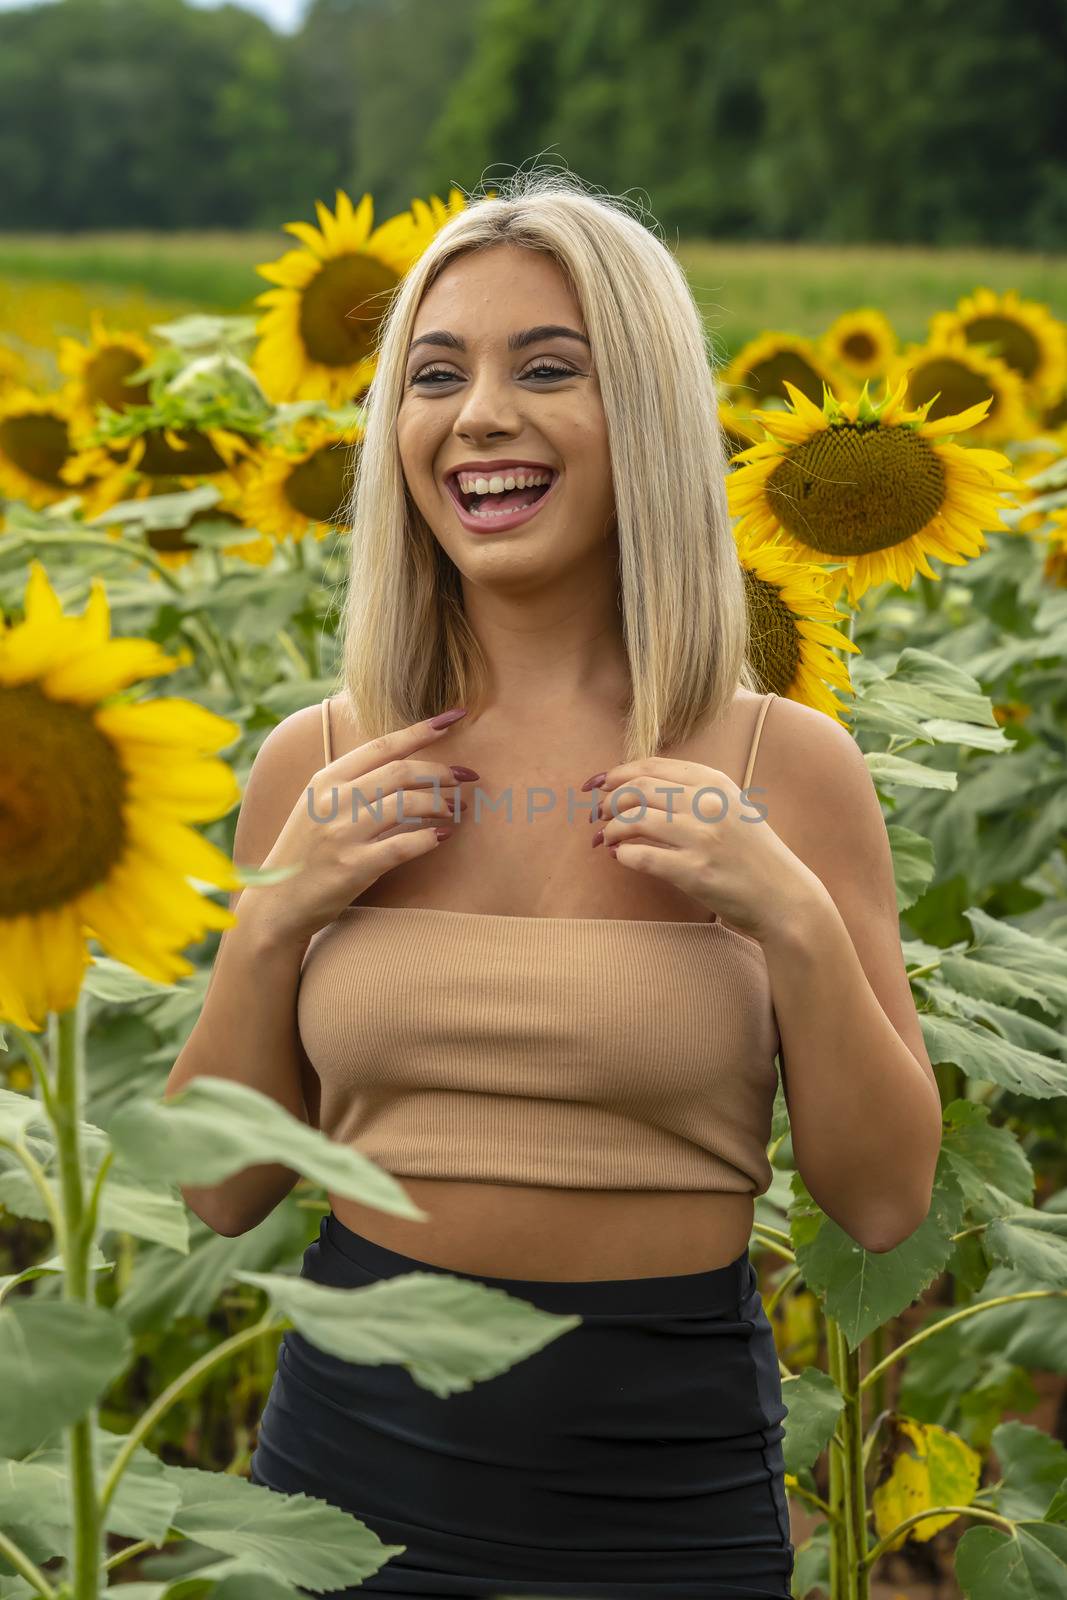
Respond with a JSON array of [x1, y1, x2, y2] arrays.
[[456, 468, 553, 495]]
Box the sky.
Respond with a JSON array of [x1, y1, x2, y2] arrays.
[[0, 0, 309, 30]]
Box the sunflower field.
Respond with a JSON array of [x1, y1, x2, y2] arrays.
[[1, 184, 1067, 1600]]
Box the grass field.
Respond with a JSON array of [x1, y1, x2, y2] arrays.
[[2, 229, 1065, 360]]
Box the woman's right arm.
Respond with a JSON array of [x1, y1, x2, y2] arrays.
[[162, 701, 469, 1237], [163, 706, 326, 1237]]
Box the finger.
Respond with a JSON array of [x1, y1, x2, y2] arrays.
[[599, 809, 690, 852], [329, 708, 470, 782]]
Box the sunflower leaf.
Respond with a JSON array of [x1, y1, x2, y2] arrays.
[[109, 1076, 427, 1221], [231, 1267, 581, 1398]]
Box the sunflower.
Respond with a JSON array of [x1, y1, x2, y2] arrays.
[[721, 331, 850, 411], [930, 287, 1067, 409], [0, 561, 240, 1032], [253, 188, 467, 406], [819, 309, 898, 383], [1008, 430, 1067, 534], [737, 527, 859, 723], [1043, 389, 1067, 432], [237, 416, 358, 542], [1043, 510, 1067, 587], [885, 331, 1034, 447], [57, 311, 153, 432], [0, 387, 77, 510], [726, 376, 1021, 604], [0, 345, 28, 399], [717, 399, 766, 463], [92, 476, 276, 571], [63, 421, 257, 520]]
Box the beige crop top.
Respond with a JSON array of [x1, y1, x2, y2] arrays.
[[296, 693, 782, 1194]]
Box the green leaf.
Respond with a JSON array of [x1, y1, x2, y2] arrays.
[[778, 1366, 844, 1475], [81, 956, 181, 1003], [957, 907, 1067, 1013], [918, 718, 1013, 752], [233, 1267, 581, 1398], [956, 1265, 1067, 1373], [163, 1464, 405, 1591], [866, 752, 958, 790], [939, 1100, 1035, 1217], [955, 1518, 1067, 1598], [984, 1214, 1067, 1289], [989, 1421, 1067, 1522], [0, 1243, 112, 1307], [790, 1158, 966, 1349], [0, 1425, 180, 1549], [887, 823, 936, 910], [0, 1301, 132, 1456], [116, 1201, 312, 1333], [919, 1013, 1067, 1098], [110, 1076, 427, 1221]]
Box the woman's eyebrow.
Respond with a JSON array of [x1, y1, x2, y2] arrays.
[[407, 325, 591, 355]]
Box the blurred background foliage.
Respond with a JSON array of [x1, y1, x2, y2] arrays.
[[0, 0, 1064, 248]]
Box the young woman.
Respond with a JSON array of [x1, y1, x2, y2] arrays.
[[168, 170, 943, 1599]]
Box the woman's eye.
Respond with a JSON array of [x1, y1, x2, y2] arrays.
[[409, 361, 575, 387]]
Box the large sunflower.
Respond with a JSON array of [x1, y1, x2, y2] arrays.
[[237, 416, 359, 542], [721, 331, 850, 411], [0, 561, 240, 1032], [63, 421, 257, 520], [253, 188, 467, 406], [819, 309, 898, 383], [886, 331, 1034, 447], [930, 287, 1067, 409], [58, 311, 153, 433], [737, 526, 860, 723], [0, 387, 77, 510], [726, 377, 1021, 603]]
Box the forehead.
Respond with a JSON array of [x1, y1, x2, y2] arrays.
[[412, 245, 582, 333]]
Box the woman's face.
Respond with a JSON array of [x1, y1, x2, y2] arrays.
[[397, 243, 616, 577]]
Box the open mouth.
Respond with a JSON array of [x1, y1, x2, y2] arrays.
[[447, 469, 558, 518]]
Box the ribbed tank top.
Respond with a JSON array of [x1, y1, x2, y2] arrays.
[[296, 694, 781, 1194]]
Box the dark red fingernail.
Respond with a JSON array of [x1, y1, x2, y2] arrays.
[[449, 765, 480, 780], [580, 771, 607, 792], [591, 827, 604, 848], [429, 707, 467, 729]]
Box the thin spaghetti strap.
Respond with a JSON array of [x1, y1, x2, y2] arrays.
[[741, 692, 774, 791], [320, 697, 332, 764]]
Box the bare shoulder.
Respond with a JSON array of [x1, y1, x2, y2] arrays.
[[754, 694, 876, 865], [227, 701, 333, 914]]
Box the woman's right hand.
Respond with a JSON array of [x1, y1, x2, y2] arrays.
[[242, 709, 475, 948]]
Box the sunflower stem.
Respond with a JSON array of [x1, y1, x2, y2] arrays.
[[51, 996, 104, 1600], [824, 1317, 851, 1598], [0, 1530, 57, 1598], [918, 573, 943, 612]]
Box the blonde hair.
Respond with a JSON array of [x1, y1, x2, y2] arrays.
[[337, 166, 758, 762]]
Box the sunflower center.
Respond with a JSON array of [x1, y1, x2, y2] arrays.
[[963, 315, 1040, 379], [87, 347, 152, 412], [742, 353, 825, 407], [139, 427, 228, 476], [765, 421, 946, 556], [906, 359, 1000, 425], [743, 569, 800, 694], [298, 254, 401, 368], [0, 685, 127, 917], [842, 332, 877, 363], [0, 413, 71, 486], [1043, 392, 1067, 430], [284, 443, 352, 523]]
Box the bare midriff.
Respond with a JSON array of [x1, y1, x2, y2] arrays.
[[311, 689, 775, 1283], [328, 1184, 757, 1281]]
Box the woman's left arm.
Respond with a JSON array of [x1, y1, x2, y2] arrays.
[[747, 699, 944, 1254]]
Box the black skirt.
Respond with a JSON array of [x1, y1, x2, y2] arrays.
[[250, 1212, 795, 1599]]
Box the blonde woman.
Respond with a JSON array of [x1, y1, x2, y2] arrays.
[[168, 168, 943, 1598]]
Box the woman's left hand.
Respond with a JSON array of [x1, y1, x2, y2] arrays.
[[588, 757, 821, 943]]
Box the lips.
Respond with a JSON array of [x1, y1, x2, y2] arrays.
[[444, 467, 562, 534]]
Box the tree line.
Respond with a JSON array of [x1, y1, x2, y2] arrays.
[[0, 0, 1062, 246]]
